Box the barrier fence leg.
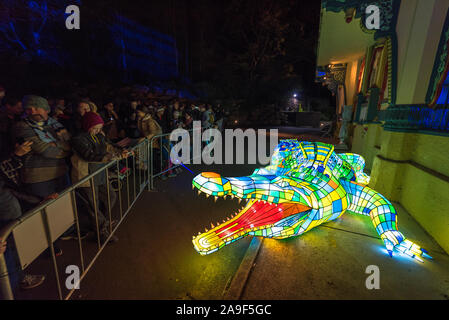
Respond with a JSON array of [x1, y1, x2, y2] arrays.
[[138, 144, 142, 192], [126, 157, 130, 209], [148, 140, 154, 191], [70, 190, 85, 273], [105, 169, 113, 235], [133, 152, 136, 201], [90, 179, 101, 250], [116, 161, 123, 219], [41, 208, 63, 300], [160, 137, 163, 178], [144, 141, 148, 188], [0, 254, 14, 300]]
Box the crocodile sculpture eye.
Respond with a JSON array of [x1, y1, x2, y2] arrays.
[[271, 177, 290, 188]]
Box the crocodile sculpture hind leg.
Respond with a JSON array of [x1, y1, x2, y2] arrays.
[[341, 180, 432, 262]]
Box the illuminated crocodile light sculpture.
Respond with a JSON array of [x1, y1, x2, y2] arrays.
[[192, 140, 431, 262]]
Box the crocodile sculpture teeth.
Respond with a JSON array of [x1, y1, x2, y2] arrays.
[[191, 140, 432, 262]]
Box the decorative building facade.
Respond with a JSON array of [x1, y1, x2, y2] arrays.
[[317, 0, 449, 254]]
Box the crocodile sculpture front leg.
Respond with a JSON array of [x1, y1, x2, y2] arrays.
[[341, 180, 432, 262]]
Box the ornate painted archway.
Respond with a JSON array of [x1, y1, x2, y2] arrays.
[[426, 9, 449, 108], [322, 0, 401, 106]]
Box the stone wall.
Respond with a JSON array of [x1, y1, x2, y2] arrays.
[[352, 124, 449, 254]]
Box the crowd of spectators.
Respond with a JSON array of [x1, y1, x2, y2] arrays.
[[0, 84, 226, 291]]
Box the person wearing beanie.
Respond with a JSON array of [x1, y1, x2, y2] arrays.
[[70, 112, 132, 244], [81, 111, 104, 133], [14, 95, 72, 199]]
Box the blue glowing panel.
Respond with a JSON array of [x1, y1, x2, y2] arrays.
[[436, 73, 449, 105], [109, 14, 178, 80], [0, 0, 82, 64]]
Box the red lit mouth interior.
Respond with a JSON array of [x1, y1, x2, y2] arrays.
[[214, 200, 311, 238]]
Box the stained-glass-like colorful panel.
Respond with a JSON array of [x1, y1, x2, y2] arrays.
[[192, 140, 431, 262]]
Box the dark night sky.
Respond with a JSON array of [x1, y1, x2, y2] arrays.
[[0, 0, 330, 104]]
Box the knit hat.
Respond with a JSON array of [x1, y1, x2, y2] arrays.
[[82, 111, 104, 131], [23, 95, 50, 112]]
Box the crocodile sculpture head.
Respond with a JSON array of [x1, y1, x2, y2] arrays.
[[192, 140, 431, 262]]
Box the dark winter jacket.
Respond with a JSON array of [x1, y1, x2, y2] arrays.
[[71, 132, 122, 187], [0, 155, 41, 205], [14, 118, 71, 184]]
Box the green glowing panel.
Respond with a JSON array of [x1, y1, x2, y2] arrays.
[[191, 140, 431, 262]]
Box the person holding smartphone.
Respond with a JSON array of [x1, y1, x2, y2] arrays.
[[0, 140, 58, 290]]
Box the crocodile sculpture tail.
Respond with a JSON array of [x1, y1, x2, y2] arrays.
[[341, 179, 432, 262]]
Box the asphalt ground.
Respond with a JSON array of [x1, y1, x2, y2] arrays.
[[72, 164, 449, 300], [240, 202, 449, 300], [72, 163, 259, 300]]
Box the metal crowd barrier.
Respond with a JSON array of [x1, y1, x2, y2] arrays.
[[0, 138, 152, 300], [0, 126, 202, 300]]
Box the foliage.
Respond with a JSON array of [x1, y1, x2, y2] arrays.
[[201, 0, 323, 107]]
